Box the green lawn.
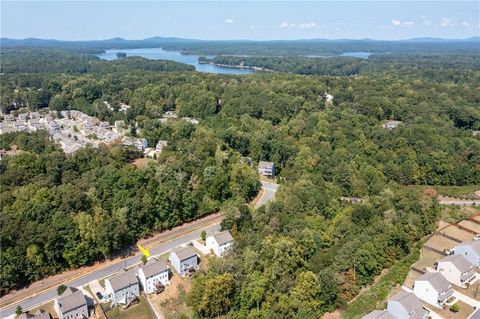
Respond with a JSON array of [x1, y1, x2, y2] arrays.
[[105, 296, 156, 319]]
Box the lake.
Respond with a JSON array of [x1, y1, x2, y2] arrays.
[[97, 48, 255, 75]]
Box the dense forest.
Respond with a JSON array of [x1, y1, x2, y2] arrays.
[[0, 47, 479, 317]]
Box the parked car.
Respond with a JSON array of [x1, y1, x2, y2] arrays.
[[96, 292, 103, 300]]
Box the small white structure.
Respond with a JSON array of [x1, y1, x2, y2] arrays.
[[382, 120, 402, 130], [386, 291, 429, 319], [156, 140, 168, 151], [137, 258, 170, 294], [325, 92, 334, 102], [54, 287, 88, 319], [105, 269, 140, 306], [436, 254, 476, 288], [206, 230, 234, 257], [170, 246, 198, 276], [454, 239, 480, 267], [413, 272, 453, 308], [362, 310, 395, 319], [258, 161, 275, 177]]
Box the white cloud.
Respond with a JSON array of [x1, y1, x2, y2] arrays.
[[422, 20, 432, 27], [280, 21, 317, 29], [441, 17, 452, 27], [391, 19, 401, 26], [225, 19, 234, 24], [461, 21, 470, 27], [403, 21, 415, 26]]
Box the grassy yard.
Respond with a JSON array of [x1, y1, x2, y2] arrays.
[[105, 296, 155, 319], [342, 242, 422, 319]]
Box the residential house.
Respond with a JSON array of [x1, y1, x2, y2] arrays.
[[29, 111, 40, 119], [17, 309, 51, 319], [3, 114, 15, 122], [0, 123, 15, 134], [382, 120, 402, 129], [435, 254, 476, 288], [324, 92, 334, 102], [114, 120, 126, 130], [170, 246, 198, 276], [363, 310, 395, 319], [105, 269, 140, 306], [27, 118, 44, 132], [386, 291, 429, 319], [258, 161, 275, 177], [137, 258, 170, 294], [206, 230, 234, 257], [454, 239, 480, 267], [11, 120, 28, 132], [18, 113, 29, 122], [156, 140, 168, 151], [413, 272, 453, 308], [54, 287, 88, 319]]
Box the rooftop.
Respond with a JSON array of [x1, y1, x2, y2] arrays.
[[140, 258, 169, 278], [437, 254, 473, 273], [210, 230, 234, 246], [171, 246, 197, 261], [258, 161, 274, 169], [363, 310, 395, 319], [107, 269, 138, 292], [415, 272, 451, 293], [56, 287, 87, 314]]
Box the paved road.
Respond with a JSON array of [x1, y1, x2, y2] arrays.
[[0, 222, 221, 318], [438, 196, 480, 206], [255, 181, 279, 208]]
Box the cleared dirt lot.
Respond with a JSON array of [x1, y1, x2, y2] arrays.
[[425, 234, 459, 251], [412, 249, 444, 272], [440, 226, 474, 242], [458, 220, 480, 233]]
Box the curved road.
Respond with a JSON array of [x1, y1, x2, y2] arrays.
[[255, 181, 279, 209]]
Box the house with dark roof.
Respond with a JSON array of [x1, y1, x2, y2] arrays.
[[454, 239, 480, 267], [137, 258, 170, 294], [413, 272, 453, 308], [435, 254, 476, 288], [258, 161, 275, 177], [105, 269, 140, 306], [17, 309, 51, 319], [206, 230, 234, 257], [170, 246, 198, 276], [386, 291, 429, 319], [53, 287, 88, 319], [362, 310, 396, 319]]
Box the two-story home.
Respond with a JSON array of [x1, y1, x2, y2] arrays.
[[206, 230, 234, 257], [454, 239, 480, 267], [54, 287, 89, 319], [137, 258, 170, 294], [105, 269, 140, 306], [258, 161, 275, 177], [386, 291, 429, 319], [170, 246, 198, 276], [363, 310, 395, 319], [413, 272, 454, 308], [435, 254, 476, 288]]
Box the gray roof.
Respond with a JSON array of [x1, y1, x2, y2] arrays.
[[437, 254, 473, 273], [56, 287, 87, 314], [415, 272, 451, 293], [140, 258, 169, 278], [258, 161, 274, 169], [457, 239, 480, 255], [389, 291, 426, 318], [172, 246, 197, 261], [363, 310, 395, 319], [211, 230, 234, 246], [107, 269, 138, 292]]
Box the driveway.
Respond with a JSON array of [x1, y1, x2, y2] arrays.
[[255, 181, 279, 208]]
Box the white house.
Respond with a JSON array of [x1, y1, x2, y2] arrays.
[[54, 287, 89, 319], [435, 254, 476, 288], [258, 161, 275, 177], [382, 120, 402, 130], [206, 230, 234, 257], [137, 258, 170, 294], [386, 291, 429, 319], [363, 310, 395, 319], [105, 269, 140, 306], [170, 246, 198, 276], [413, 272, 453, 308], [454, 239, 480, 267]]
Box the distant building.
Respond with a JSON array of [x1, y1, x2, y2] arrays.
[[362, 310, 395, 319], [206, 230, 234, 257], [454, 239, 480, 267], [413, 272, 453, 308], [435, 254, 476, 288], [17, 309, 51, 319], [382, 120, 402, 130], [137, 258, 170, 294], [258, 161, 275, 177], [324, 92, 334, 102], [114, 120, 126, 130], [105, 269, 140, 306], [170, 246, 198, 276], [386, 291, 429, 319], [156, 140, 168, 151], [54, 287, 88, 319]]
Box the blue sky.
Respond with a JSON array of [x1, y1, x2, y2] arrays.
[[1, 1, 479, 40]]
